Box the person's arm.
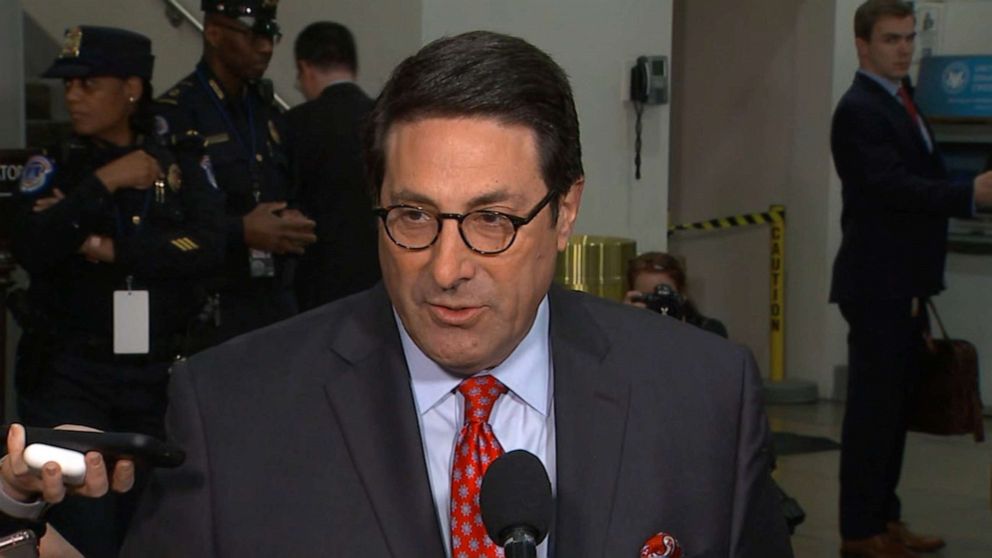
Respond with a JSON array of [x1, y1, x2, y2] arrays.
[[832, 102, 974, 218], [727, 348, 794, 558], [121, 359, 216, 557], [113, 147, 226, 279], [13, 163, 113, 275]]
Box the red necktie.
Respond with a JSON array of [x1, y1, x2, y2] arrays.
[[897, 86, 920, 124], [450, 375, 508, 558]]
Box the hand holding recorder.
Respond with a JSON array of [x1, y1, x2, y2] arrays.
[[0, 424, 141, 508]]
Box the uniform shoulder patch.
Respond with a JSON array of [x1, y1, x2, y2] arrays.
[[19, 155, 56, 196], [154, 115, 170, 136]]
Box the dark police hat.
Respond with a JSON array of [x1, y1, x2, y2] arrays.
[[202, 0, 280, 39], [202, 0, 278, 20], [42, 26, 154, 80]]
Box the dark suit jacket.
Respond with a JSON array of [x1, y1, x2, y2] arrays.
[[829, 72, 973, 303], [122, 284, 792, 557], [286, 82, 381, 311]]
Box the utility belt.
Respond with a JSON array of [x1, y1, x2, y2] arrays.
[[59, 333, 187, 365]]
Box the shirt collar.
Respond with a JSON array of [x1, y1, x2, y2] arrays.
[[858, 68, 901, 97], [401, 296, 552, 417]]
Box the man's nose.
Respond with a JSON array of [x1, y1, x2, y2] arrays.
[[64, 80, 81, 102], [429, 220, 476, 290], [256, 35, 274, 55]]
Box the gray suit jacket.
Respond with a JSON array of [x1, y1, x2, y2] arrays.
[[122, 283, 792, 557]]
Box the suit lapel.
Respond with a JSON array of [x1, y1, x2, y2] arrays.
[[549, 287, 630, 557], [855, 73, 933, 157], [322, 285, 446, 557]]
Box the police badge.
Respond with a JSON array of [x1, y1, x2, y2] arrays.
[[60, 27, 83, 59]]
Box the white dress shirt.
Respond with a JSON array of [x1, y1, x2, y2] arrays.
[[399, 296, 556, 558]]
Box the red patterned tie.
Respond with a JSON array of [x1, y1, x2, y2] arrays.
[[897, 86, 920, 124], [450, 375, 508, 558]]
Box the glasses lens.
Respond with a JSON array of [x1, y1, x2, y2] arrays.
[[462, 211, 515, 253], [386, 207, 437, 248]]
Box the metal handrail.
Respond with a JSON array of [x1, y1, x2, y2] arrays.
[[162, 0, 290, 110]]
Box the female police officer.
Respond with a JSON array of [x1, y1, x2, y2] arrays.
[[10, 26, 224, 556]]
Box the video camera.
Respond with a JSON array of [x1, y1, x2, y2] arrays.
[[632, 283, 686, 320]]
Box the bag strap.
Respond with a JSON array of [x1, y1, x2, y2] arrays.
[[926, 299, 950, 341]]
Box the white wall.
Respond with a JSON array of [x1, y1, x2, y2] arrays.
[[23, 0, 203, 96], [421, 0, 674, 253], [939, 0, 992, 55], [1, 0, 25, 148]]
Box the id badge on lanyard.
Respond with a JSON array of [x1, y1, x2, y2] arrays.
[[114, 276, 149, 354]]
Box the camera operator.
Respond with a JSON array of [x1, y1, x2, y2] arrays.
[[623, 251, 728, 338]]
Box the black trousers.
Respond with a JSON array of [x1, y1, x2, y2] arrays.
[[838, 298, 927, 539], [17, 349, 171, 558]]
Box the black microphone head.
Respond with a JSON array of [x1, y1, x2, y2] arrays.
[[480, 449, 553, 547]]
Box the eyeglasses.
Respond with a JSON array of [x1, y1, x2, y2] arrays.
[[212, 20, 282, 45], [374, 189, 557, 255]]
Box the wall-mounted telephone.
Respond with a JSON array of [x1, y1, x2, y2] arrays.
[[630, 55, 668, 105], [629, 55, 668, 180]]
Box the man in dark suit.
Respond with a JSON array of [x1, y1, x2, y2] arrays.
[[830, 2, 992, 556], [1, 27, 789, 558], [287, 22, 380, 311], [116, 31, 791, 557]]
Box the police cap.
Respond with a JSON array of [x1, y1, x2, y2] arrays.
[[202, 0, 280, 40], [42, 26, 154, 80], [202, 0, 278, 20]]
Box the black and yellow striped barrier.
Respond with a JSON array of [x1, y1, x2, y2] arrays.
[[668, 206, 784, 235], [668, 205, 787, 383]]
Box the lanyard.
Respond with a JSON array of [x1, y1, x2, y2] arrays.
[[196, 69, 260, 181], [114, 188, 154, 238]]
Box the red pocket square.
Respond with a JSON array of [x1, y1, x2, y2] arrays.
[[640, 531, 682, 557]]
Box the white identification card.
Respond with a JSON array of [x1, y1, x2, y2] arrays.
[[113, 290, 150, 354]]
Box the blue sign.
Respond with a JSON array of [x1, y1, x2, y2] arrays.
[[916, 55, 992, 118]]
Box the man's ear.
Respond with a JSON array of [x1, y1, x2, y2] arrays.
[[855, 37, 869, 59], [204, 21, 222, 49], [555, 178, 584, 252]]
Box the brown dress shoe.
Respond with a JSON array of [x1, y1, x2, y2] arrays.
[[887, 521, 946, 553], [840, 533, 919, 558]]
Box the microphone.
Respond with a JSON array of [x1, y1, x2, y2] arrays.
[[480, 450, 553, 558]]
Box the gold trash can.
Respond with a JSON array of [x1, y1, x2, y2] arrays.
[[555, 235, 637, 302]]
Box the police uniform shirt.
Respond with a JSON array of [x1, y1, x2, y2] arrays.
[[153, 60, 292, 285], [13, 132, 225, 342]]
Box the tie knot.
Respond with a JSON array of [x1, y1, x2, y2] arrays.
[[458, 375, 507, 424]]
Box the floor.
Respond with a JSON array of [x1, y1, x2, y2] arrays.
[[768, 401, 992, 557]]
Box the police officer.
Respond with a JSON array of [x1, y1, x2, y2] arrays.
[[155, 0, 316, 346], [10, 26, 225, 556]]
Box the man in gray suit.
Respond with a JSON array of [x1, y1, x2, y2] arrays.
[[118, 31, 792, 557]]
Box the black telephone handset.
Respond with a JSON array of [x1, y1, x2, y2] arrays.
[[629, 56, 667, 105], [630, 56, 650, 103]]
